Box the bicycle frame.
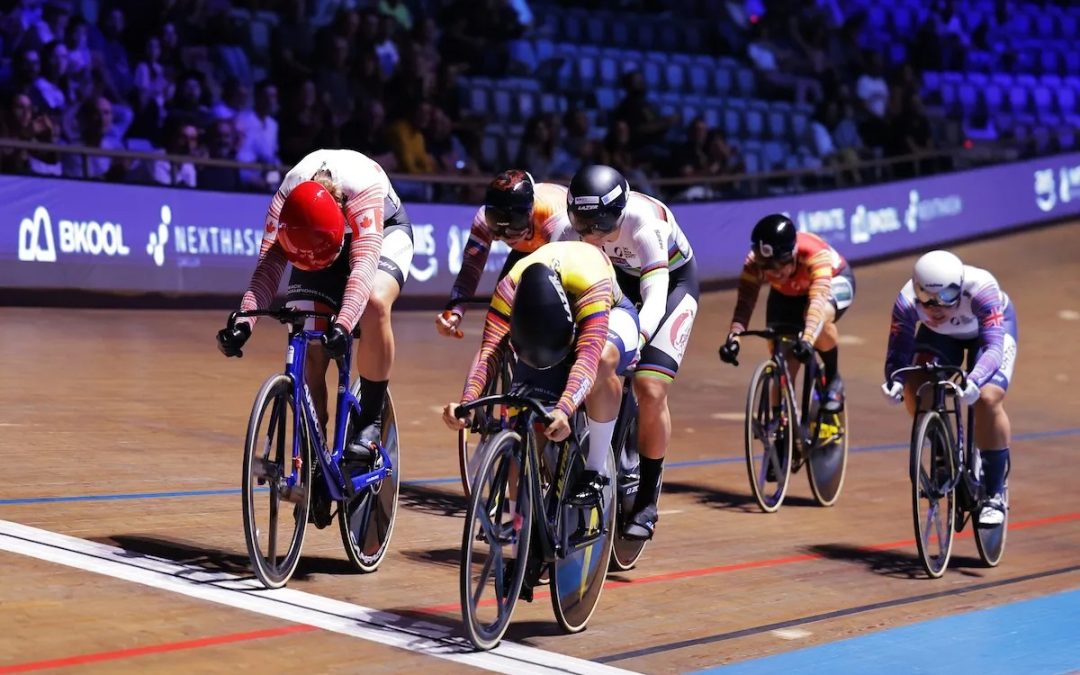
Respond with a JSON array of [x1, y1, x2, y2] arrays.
[[233, 309, 393, 503], [460, 392, 594, 564]]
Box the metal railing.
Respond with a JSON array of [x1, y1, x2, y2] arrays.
[[0, 136, 1021, 201]]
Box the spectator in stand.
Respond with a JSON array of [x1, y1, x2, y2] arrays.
[[63, 16, 92, 83], [515, 113, 571, 181], [317, 34, 355, 113], [379, 0, 413, 31], [235, 79, 280, 189], [129, 35, 173, 141], [671, 116, 712, 178], [810, 99, 863, 183], [932, 0, 970, 71], [63, 95, 127, 180], [212, 78, 251, 121], [32, 40, 69, 116], [95, 6, 132, 96], [374, 14, 400, 80], [25, 1, 70, 50], [561, 108, 591, 161], [604, 117, 656, 195], [890, 93, 935, 176], [613, 70, 677, 163], [168, 70, 214, 131], [0, 90, 63, 176], [341, 99, 396, 170], [8, 46, 41, 96], [153, 117, 199, 188], [279, 78, 328, 164], [387, 99, 436, 175], [197, 117, 242, 191]]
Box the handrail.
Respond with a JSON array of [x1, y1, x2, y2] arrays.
[[0, 136, 1021, 193]]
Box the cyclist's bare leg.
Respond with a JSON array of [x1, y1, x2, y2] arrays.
[[974, 384, 1010, 450], [355, 270, 399, 383], [634, 375, 670, 462], [813, 305, 839, 351]]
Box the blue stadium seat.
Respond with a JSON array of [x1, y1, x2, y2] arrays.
[[958, 82, 978, 112], [612, 18, 631, 47], [723, 108, 743, 138], [1035, 13, 1055, 38], [1039, 50, 1060, 75], [922, 71, 941, 92], [688, 64, 710, 94], [595, 87, 619, 111], [763, 142, 785, 172], [586, 15, 606, 44], [516, 91, 537, 121], [983, 84, 1004, 112], [1057, 87, 1076, 114], [539, 93, 560, 114], [1032, 86, 1053, 114], [735, 67, 756, 96], [577, 55, 598, 87], [683, 25, 705, 53], [1008, 86, 1030, 113], [714, 67, 733, 95], [744, 108, 764, 138], [643, 60, 663, 90], [657, 23, 679, 51], [468, 86, 490, 114], [600, 56, 621, 86], [562, 12, 585, 43], [766, 109, 787, 139], [789, 111, 810, 144], [681, 104, 699, 123], [665, 63, 686, 92], [493, 89, 513, 120], [1064, 50, 1080, 75], [534, 38, 555, 63], [636, 22, 657, 49], [481, 133, 504, 168], [702, 107, 721, 129]]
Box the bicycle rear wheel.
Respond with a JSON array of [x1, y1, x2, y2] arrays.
[[911, 412, 957, 578], [338, 386, 401, 573], [744, 360, 795, 513], [974, 482, 1008, 567], [611, 415, 647, 571], [459, 353, 513, 497], [551, 433, 616, 634], [460, 430, 533, 651], [806, 391, 849, 507], [242, 374, 311, 589]]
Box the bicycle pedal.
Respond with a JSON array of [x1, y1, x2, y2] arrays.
[[251, 458, 278, 482]]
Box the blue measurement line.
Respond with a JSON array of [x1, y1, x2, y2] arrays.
[[2, 427, 1077, 506]]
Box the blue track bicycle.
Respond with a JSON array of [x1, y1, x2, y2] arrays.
[[229, 308, 400, 589]]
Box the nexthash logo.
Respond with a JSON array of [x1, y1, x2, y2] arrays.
[[17, 206, 130, 261], [146, 205, 171, 267]]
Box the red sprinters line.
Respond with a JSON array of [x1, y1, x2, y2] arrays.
[[416, 511, 1080, 615], [0, 624, 316, 674]]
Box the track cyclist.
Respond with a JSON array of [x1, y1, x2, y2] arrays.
[[881, 250, 1017, 526], [719, 214, 855, 411], [564, 164, 698, 542], [435, 169, 572, 338], [216, 149, 414, 512], [442, 240, 640, 519]]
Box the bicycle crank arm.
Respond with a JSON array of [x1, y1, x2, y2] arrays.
[[277, 483, 307, 505]]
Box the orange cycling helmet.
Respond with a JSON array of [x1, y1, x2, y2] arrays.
[[278, 180, 345, 271]]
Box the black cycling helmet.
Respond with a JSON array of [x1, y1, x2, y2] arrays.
[[484, 169, 535, 237], [750, 213, 798, 265], [567, 164, 629, 235], [510, 262, 575, 370]]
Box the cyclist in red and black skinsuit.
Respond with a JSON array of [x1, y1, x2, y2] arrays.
[[719, 214, 857, 410]]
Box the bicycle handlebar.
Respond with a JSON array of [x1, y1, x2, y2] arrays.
[[455, 393, 555, 425], [886, 342, 968, 390], [736, 324, 804, 341], [228, 308, 336, 330]]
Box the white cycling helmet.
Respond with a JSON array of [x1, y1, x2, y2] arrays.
[[912, 250, 964, 307]]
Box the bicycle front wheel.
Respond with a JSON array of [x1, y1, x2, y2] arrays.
[[242, 374, 311, 589], [459, 354, 513, 497], [806, 401, 849, 507], [744, 360, 795, 513], [911, 411, 957, 579], [460, 429, 533, 651], [974, 482, 1008, 567], [551, 434, 616, 634], [338, 387, 401, 573]]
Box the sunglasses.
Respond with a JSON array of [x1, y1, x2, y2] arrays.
[[914, 283, 962, 308]]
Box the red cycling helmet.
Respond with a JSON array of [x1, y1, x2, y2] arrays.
[[278, 180, 345, 271]]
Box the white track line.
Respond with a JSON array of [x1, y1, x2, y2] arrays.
[[0, 520, 635, 675]]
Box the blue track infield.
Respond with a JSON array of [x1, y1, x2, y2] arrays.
[[693, 587, 1080, 675]]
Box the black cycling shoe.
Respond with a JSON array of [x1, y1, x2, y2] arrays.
[[344, 420, 382, 466], [308, 476, 334, 529], [822, 374, 845, 412], [566, 470, 610, 507], [622, 503, 658, 541]]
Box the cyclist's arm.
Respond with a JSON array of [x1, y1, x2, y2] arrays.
[[884, 291, 919, 382], [556, 278, 613, 419], [633, 224, 671, 342], [237, 190, 290, 329], [729, 254, 763, 334], [801, 249, 836, 343], [335, 184, 386, 331], [969, 283, 1006, 387], [447, 207, 494, 316], [462, 274, 514, 403]]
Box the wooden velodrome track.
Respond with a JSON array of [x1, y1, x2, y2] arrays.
[[1, 222, 1078, 674]]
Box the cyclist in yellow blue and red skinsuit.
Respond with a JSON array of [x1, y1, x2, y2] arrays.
[[442, 241, 640, 507], [719, 214, 856, 410]]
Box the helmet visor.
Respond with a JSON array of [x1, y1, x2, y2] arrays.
[[484, 206, 530, 239], [570, 209, 619, 235], [914, 282, 962, 308]]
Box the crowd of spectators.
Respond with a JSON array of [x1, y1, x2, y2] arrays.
[[0, 0, 532, 198], [0, 0, 1065, 200]]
